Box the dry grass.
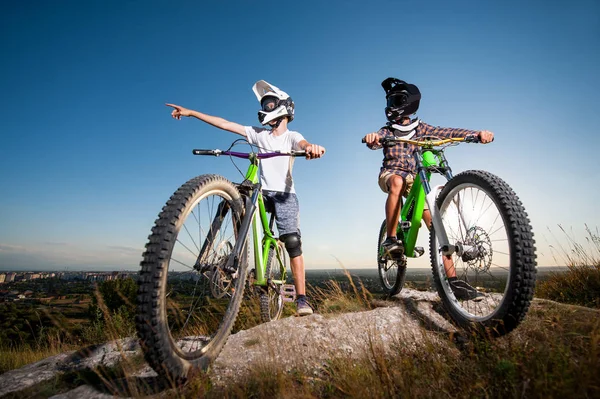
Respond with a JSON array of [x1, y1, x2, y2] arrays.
[[0, 344, 75, 374], [537, 225, 600, 308], [311, 261, 373, 315]]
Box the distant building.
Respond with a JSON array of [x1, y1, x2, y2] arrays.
[[6, 272, 16, 282], [0, 274, 5, 284], [86, 273, 115, 282]]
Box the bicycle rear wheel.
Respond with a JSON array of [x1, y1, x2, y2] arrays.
[[430, 170, 536, 336], [136, 174, 248, 381], [377, 220, 407, 296], [259, 241, 286, 322]]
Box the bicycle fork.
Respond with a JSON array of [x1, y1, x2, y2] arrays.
[[223, 189, 259, 275]]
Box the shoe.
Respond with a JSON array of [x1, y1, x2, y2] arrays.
[[382, 237, 404, 256], [296, 296, 313, 316], [449, 278, 485, 301]]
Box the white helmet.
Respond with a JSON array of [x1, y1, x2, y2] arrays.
[[252, 80, 295, 125]]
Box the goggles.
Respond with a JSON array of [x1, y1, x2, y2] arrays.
[[386, 91, 409, 108], [260, 96, 279, 112]]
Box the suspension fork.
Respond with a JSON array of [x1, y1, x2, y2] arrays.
[[252, 193, 269, 283], [254, 197, 286, 285], [437, 150, 471, 241], [223, 187, 259, 273], [415, 150, 456, 256]]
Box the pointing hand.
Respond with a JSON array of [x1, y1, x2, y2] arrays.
[[166, 103, 192, 120]]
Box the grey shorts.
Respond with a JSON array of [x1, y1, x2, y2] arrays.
[[262, 190, 301, 237], [378, 170, 429, 210]]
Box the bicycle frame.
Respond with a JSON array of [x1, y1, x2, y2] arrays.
[[399, 147, 454, 257], [193, 147, 300, 287], [243, 153, 288, 287]]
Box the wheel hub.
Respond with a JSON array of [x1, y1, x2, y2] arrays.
[[462, 226, 492, 272]]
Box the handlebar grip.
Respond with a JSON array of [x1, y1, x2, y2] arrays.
[[362, 137, 394, 147], [192, 149, 218, 156], [464, 134, 480, 143], [464, 134, 495, 143]]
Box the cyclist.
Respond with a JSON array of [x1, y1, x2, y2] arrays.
[[362, 77, 493, 301], [166, 80, 325, 316]]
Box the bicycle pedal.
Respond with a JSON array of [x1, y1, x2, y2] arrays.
[[400, 221, 411, 232], [413, 246, 425, 258], [281, 284, 296, 302]]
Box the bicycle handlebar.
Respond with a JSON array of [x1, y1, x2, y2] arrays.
[[192, 149, 307, 159], [361, 133, 487, 147]]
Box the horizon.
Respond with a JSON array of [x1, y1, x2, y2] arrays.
[[0, 265, 570, 273]]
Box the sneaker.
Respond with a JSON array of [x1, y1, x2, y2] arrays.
[[296, 296, 313, 316], [382, 237, 404, 256], [449, 278, 485, 301]]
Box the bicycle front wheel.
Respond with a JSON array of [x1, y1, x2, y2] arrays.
[[430, 170, 536, 336], [136, 174, 248, 381], [377, 220, 407, 296]]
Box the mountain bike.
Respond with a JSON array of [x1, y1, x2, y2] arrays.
[[136, 140, 304, 380], [364, 134, 537, 336]]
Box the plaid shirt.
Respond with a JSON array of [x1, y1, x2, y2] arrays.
[[369, 120, 479, 175]]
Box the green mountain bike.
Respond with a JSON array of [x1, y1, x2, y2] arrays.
[[136, 140, 303, 381], [365, 134, 537, 336]]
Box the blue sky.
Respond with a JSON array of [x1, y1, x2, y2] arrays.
[[1, 0, 599, 271]]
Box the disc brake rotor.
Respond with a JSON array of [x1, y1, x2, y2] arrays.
[[463, 226, 493, 272], [209, 241, 235, 298]]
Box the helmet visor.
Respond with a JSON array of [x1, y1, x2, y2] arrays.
[[386, 91, 409, 108], [260, 96, 279, 112]]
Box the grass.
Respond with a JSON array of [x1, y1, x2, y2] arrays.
[[311, 266, 373, 315], [537, 225, 600, 308], [0, 343, 76, 375], [0, 283, 136, 375]]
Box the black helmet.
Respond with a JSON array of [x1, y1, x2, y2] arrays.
[[381, 77, 421, 122]]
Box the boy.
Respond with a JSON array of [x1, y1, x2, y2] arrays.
[[166, 80, 325, 316], [363, 77, 494, 301]]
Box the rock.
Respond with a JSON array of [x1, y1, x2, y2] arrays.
[[0, 351, 76, 397], [209, 288, 457, 384], [0, 338, 141, 397]]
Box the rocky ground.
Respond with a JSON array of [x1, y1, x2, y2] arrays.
[[0, 290, 470, 398]]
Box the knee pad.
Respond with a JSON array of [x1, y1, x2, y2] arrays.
[[280, 233, 302, 258]]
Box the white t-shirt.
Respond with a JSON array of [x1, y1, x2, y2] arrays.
[[244, 126, 305, 193]]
